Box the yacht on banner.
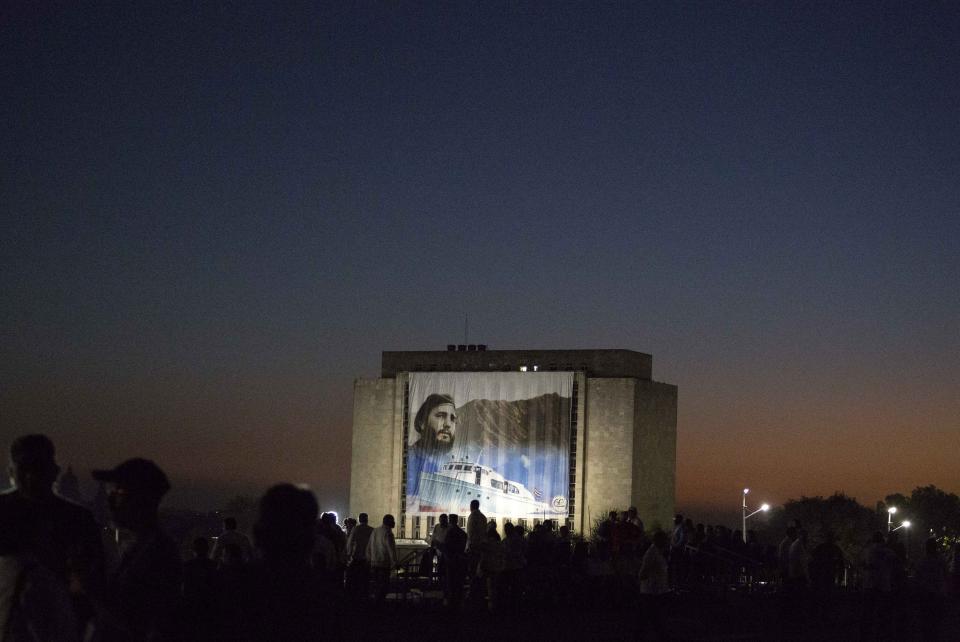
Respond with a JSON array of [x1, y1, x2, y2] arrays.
[[415, 456, 567, 517]]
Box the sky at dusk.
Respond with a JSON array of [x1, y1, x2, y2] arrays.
[[2, 2, 958, 522]]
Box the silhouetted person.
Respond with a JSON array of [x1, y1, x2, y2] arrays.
[[638, 530, 671, 639], [0, 497, 79, 641], [366, 514, 397, 606], [478, 521, 503, 611], [212, 543, 246, 638], [181, 537, 217, 640], [443, 514, 468, 610], [321, 512, 347, 590], [787, 529, 810, 589], [500, 522, 525, 613], [89, 458, 181, 642], [803, 529, 844, 634], [778, 526, 798, 582], [950, 542, 960, 597], [324, 512, 347, 561], [809, 531, 844, 593], [312, 515, 339, 586], [466, 499, 486, 601], [182, 537, 216, 600], [56, 466, 83, 505], [597, 511, 617, 559], [669, 514, 687, 582], [887, 530, 908, 641], [345, 512, 373, 602], [240, 483, 334, 641], [913, 537, 948, 642], [430, 513, 449, 580], [210, 517, 252, 566], [342, 517, 357, 540], [1, 434, 103, 631], [860, 531, 893, 642], [615, 510, 641, 568]]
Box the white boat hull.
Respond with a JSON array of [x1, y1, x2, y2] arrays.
[[415, 471, 567, 518]]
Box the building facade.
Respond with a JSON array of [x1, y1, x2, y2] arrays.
[[349, 348, 677, 537]]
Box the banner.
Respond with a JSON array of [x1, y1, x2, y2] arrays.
[[405, 371, 573, 518]]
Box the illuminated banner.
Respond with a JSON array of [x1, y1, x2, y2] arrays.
[[405, 372, 573, 518]]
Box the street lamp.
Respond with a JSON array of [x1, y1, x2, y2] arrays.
[[891, 520, 910, 533], [887, 506, 897, 532], [742, 488, 770, 542]]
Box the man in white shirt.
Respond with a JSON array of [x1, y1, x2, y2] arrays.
[[211, 517, 253, 566], [640, 531, 670, 594], [345, 513, 374, 601], [788, 529, 810, 587], [366, 514, 397, 605], [430, 513, 449, 550], [465, 500, 486, 603], [778, 526, 798, 581], [466, 500, 486, 553], [430, 513, 449, 579], [638, 531, 671, 639]]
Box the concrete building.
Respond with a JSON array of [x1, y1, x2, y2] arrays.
[[350, 347, 677, 537]]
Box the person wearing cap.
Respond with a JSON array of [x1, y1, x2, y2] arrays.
[[1, 434, 104, 631], [89, 458, 181, 642]]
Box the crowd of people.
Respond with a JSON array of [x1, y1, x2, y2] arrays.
[[0, 434, 342, 641], [2, 433, 959, 641]]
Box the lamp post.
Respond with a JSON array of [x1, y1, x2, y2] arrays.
[[741, 488, 770, 543], [891, 520, 910, 533], [887, 506, 897, 532]]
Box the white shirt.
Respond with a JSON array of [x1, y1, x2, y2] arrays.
[[430, 523, 448, 549], [346, 523, 373, 562], [788, 539, 809, 581], [466, 509, 486, 552], [211, 529, 253, 563], [639, 545, 669, 595], [366, 525, 397, 569], [312, 534, 337, 571]]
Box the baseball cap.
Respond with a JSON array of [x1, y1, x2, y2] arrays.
[[92, 458, 171, 497]]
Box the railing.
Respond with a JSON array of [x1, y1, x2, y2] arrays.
[[389, 547, 444, 603]]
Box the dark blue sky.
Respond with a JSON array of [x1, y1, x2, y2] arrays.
[[2, 2, 958, 515]]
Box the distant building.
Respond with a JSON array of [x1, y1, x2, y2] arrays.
[[349, 347, 677, 537]]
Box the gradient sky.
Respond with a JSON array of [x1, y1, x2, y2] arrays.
[[2, 2, 958, 520]]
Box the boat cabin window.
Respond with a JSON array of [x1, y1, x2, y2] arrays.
[[507, 484, 519, 494]]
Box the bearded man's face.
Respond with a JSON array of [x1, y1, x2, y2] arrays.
[[421, 403, 457, 452]]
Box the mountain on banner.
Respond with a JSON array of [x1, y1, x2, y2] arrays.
[[455, 392, 572, 452]]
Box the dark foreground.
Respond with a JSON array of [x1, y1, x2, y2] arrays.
[[358, 589, 960, 641]]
